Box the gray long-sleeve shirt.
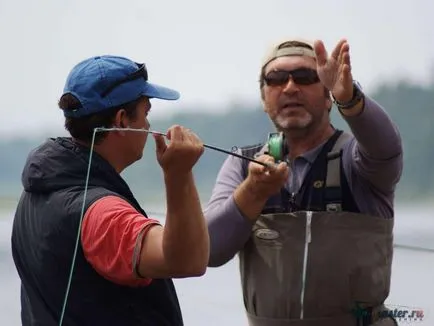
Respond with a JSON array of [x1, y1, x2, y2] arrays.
[[204, 96, 403, 267]]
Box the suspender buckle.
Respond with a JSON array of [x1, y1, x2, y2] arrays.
[[326, 203, 342, 212]]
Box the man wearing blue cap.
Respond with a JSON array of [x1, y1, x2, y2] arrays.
[[11, 55, 209, 325]]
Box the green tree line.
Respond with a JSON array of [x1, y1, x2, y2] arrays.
[[1, 79, 433, 207]]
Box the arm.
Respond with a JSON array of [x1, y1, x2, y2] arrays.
[[81, 175, 209, 284], [339, 95, 404, 193], [204, 154, 258, 268], [139, 171, 209, 278], [81, 195, 161, 286]]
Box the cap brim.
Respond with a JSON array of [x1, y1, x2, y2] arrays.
[[142, 82, 180, 100]]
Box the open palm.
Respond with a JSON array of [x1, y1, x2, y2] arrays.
[[313, 39, 354, 103]]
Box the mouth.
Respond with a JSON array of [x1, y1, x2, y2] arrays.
[[281, 102, 304, 110]]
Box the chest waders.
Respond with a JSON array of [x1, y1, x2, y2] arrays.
[[238, 130, 397, 326]]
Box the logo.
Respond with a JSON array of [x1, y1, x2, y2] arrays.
[[254, 228, 280, 240], [352, 302, 425, 323]]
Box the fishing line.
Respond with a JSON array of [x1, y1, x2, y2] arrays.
[[99, 127, 277, 168], [59, 126, 434, 325], [59, 126, 278, 325], [59, 128, 98, 326]]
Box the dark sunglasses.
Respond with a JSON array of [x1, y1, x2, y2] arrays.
[[100, 63, 148, 97], [263, 68, 320, 87]]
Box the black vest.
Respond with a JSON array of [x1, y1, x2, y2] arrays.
[[240, 129, 360, 215], [11, 137, 183, 326]]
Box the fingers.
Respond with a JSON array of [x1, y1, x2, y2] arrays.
[[185, 128, 202, 145], [153, 134, 167, 154], [250, 155, 276, 174], [270, 161, 289, 179], [165, 125, 204, 156], [275, 161, 289, 174], [248, 157, 289, 197], [167, 125, 199, 141], [331, 38, 347, 60], [184, 128, 205, 156], [166, 125, 184, 143], [249, 155, 289, 179], [341, 59, 352, 87], [277, 162, 290, 182], [336, 40, 351, 76], [338, 41, 352, 86], [313, 40, 327, 66], [315, 38, 349, 66], [338, 41, 350, 67]]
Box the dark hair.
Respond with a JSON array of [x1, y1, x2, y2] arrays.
[[58, 94, 142, 144]]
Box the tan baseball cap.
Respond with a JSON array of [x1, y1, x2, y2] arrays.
[[261, 38, 317, 70]]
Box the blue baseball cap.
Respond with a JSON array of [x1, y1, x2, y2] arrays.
[[60, 55, 180, 118]]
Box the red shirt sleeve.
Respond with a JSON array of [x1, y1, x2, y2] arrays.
[[81, 195, 161, 287]]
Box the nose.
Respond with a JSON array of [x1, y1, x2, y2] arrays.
[[282, 77, 299, 95]]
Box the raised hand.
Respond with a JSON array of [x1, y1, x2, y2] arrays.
[[314, 39, 354, 103]]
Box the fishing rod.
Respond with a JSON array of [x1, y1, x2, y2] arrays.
[[96, 127, 287, 168], [148, 129, 278, 167], [59, 126, 285, 325]]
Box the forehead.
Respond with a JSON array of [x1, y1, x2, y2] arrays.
[[264, 55, 316, 74]]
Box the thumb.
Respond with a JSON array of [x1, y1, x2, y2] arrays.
[[313, 40, 327, 66], [276, 161, 289, 176], [153, 134, 167, 155]]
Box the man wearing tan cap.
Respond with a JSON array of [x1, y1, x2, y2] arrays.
[[204, 38, 403, 325]]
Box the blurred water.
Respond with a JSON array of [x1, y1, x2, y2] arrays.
[[1, 205, 433, 325]]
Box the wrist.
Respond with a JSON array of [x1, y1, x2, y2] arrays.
[[164, 171, 197, 216], [163, 169, 193, 181], [242, 177, 269, 202], [332, 89, 353, 104], [338, 96, 365, 116], [163, 171, 194, 190], [332, 81, 364, 111], [234, 181, 269, 221]]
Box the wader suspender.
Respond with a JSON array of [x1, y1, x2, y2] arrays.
[[323, 130, 355, 212], [240, 132, 396, 326], [240, 129, 360, 213]]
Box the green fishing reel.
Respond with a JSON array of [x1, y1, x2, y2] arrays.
[[266, 132, 288, 162]]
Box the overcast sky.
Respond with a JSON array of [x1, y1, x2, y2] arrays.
[[0, 0, 432, 138]]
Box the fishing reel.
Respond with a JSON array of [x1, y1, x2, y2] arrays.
[[266, 132, 288, 163]]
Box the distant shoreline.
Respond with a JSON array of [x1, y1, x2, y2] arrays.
[[0, 191, 214, 215], [1, 193, 433, 216]]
